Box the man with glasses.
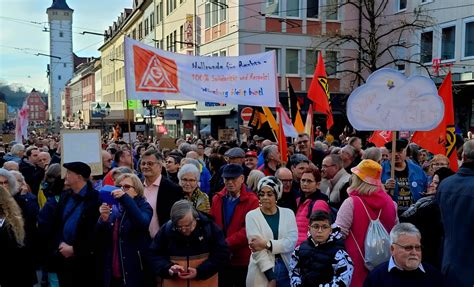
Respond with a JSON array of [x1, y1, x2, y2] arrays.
[[364, 223, 444, 287], [296, 133, 326, 168], [141, 149, 183, 238], [275, 167, 297, 213], [209, 164, 259, 287], [320, 154, 351, 209], [289, 211, 353, 287], [149, 200, 230, 286], [382, 139, 428, 215]]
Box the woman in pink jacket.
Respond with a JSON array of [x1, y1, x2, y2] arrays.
[[295, 166, 331, 246], [336, 160, 398, 287]]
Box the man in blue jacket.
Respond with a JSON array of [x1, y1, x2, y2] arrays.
[[437, 139, 474, 287], [381, 139, 427, 214]]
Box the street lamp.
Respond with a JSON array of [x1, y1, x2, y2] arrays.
[[94, 102, 111, 136], [141, 100, 164, 141]]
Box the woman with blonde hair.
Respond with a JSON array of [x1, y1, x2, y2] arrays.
[[335, 160, 398, 287], [247, 169, 266, 194], [0, 185, 29, 286]]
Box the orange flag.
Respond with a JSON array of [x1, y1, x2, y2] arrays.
[[277, 107, 288, 164], [308, 52, 334, 130], [411, 72, 458, 171], [368, 131, 393, 147]]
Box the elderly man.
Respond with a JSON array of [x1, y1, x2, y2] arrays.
[[437, 139, 474, 286], [382, 139, 427, 214], [149, 200, 230, 285], [3, 143, 24, 163], [210, 164, 259, 287], [3, 160, 19, 171], [244, 151, 258, 170], [41, 162, 100, 287], [364, 223, 444, 287], [319, 154, 351, 209], [141, 149, 183, 238], [340, 145, 357, 173], [275, 167, 297, 212], [38, 151, 51, 170], [258, 144, 281, 176]]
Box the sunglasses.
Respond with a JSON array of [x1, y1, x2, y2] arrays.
[[116, 184, 135, 191]]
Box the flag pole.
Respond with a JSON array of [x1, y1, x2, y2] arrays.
[[390, 131, 397, 180], [123, 36, 134, 170]]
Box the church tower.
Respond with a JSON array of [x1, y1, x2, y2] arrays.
[[46, 0, 73, 121]]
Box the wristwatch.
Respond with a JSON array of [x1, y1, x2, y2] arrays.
[[266, 240, 272, 250]]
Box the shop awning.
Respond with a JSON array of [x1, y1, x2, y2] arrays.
[[193, 108, 234, 117]]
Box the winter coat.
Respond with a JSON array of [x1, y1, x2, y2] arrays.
[[336, 190, 397, 287], [289, 226, 354, 287], [3, 153, 22, 164], [209, 184, 259, 266], [148, 212, 230, 286], [436, 162, 474, 287], [97, 195, 153, 287], [295, 190, 330, 246], [245, 207, 298, 286], [19, 159, 45, 195]]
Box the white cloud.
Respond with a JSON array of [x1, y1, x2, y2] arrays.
[[347, 68, 445, 131]]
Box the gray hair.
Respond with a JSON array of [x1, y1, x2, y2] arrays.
[[262, 145, 278, 161], [111, 166, 133, 179], [363, 147, 382, 163], [3, 161, 19, 171], [45, 163, 62, 178], [180, 158, 201, 170], [314, 141, 325, 151], [325, 154, 343, 169], [246, 169, 265, 193], [0, 168, 18, 195], [341, 145, 355, 158], [178, 142, 193, 155], [390, 223, 421, 244], [178, 164, 200, 181], [463, 140, 474, 162], [11, 144, 25, 156], [170, 199, 199, 226]]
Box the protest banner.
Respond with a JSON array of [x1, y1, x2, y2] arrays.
[[61, 129, 103, 177], [124, 37, 278, 107], [218, 129, 236, 142]]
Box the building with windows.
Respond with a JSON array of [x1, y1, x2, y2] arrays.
[[27, 89, 48, 122]]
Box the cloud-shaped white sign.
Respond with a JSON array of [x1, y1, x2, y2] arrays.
[[347, 68, 444, 131]]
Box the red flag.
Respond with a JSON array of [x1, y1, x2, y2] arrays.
[[368, 131, 393, 147], [277, 107, 288, 164], [412, 72, 458, 171], [308, 52, 334, 130]]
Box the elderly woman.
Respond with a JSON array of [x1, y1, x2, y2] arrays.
[[149, 200, 230, 287], [295, 166, 330, 246], [247, 169, 266, 194], [428, 154, 450, 176], [246, 176, 298, 287], [178, 164, 210, 213], [97, 173, 153, 287], [335, 160, 398, 287]]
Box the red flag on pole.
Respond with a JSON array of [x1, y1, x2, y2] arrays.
[[411, 72, 458, 171], [368, 131, 393, 147], [307, 52, 334, 130], [277, 107, 288, 164]]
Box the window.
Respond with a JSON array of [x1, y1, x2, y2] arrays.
[[421, 0, 433, 3], [58, 75, 62, 80], [307, 0, 319, 18], [326, 51, 338, 76], [63, 63, 67, 68], [212, 2, 219, 26], [326, 0, 338, 20], [420, 31, 433, 63], [464, 19, 474, 58], [397, 0, 407, 11], [205, 3, 211, 28], [180, 25, 184, 49], [266, 0, 279, 16], [166, 35, 170, 50], [157, 3, 163, 24], [59, 31, 63, 37], [150, 13, 155, 30], [396, 43, 406, 72], [286, 49, 299, 74], [220, 0, 227, 21], [287, 0, 299, 17], [306, 50, 319, 75], [138, 23, 143, 39], [132, 28, 136, 39], [220, 50, 226, 57], [441, 25, 455, 60], [145, 19, 149, 36], [265, 47, 281, 73], [173, 30, 177, 52]]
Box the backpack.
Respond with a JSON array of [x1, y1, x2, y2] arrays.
[[350, 197, 391, 271]]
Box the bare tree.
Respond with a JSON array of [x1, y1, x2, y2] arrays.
[[316, 0, 434, 88]]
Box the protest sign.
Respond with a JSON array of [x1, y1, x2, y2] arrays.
[[124, 37, 278, 107], [159, 138, 176, 150], [61, 129, 102, 177], [123, 132, 137, 144], [347, 68, 444, 131], [218, 129, 236, 142]]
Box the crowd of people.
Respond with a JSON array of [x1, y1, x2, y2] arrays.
[[0, 131, 473, 287]]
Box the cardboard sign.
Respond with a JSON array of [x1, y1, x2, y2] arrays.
[[347, 68, 444, 131], [123, 132, 137, 144], [159, 138, 176, 150], [61, 129, 103, 177], [218, 129, 235, 142]]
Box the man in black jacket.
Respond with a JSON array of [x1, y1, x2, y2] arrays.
[[51, 161, 100, 287]]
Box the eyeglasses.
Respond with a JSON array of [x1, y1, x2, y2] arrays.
[[175, 219, 196, 231], [279, 179, 293, 184], [116, 184, 135, 191], [431, 163, 448, 168], [301, 179, 315, 184], [393, 242, 422, 252], [297, 140, 309, 144], [141, 161, 159, 167], [181, 178, 197, 184], [309, 224, 331, 231]]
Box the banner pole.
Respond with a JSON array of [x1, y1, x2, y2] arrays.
[[390, 131, 397, 180], [123, 37, 134, 170]]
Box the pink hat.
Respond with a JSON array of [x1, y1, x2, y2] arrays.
[[351, 159, 382, 186]]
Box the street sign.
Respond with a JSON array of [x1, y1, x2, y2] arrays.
[[241, 107, 254, 123]]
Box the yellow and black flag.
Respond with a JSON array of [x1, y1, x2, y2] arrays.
[[288, 81, 305, 133], [248, 107, 277, 142]]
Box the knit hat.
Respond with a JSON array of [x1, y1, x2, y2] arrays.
[[257, 176, 283, 200], [351, 159, 382, 186]]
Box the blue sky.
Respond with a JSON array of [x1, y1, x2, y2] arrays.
[[0, 0, 132, 92]]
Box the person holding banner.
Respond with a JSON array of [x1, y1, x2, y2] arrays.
[[381, 140, 428, 215]]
